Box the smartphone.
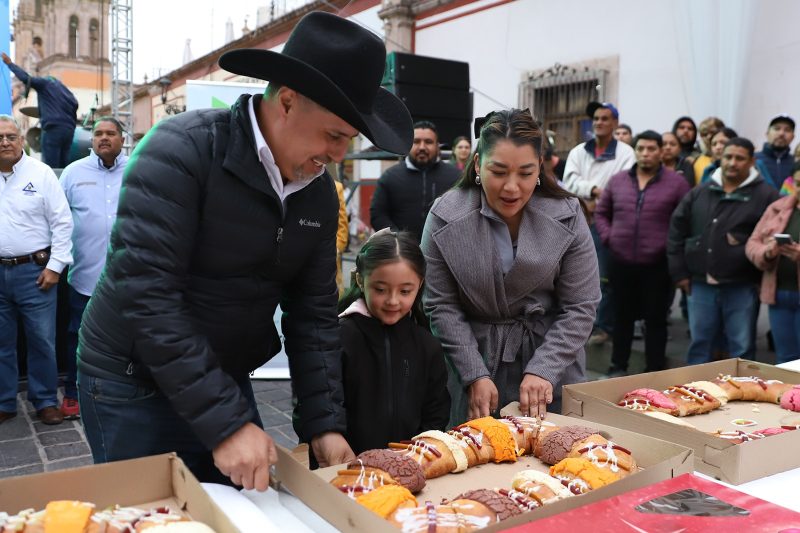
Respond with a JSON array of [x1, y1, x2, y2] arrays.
[[774, 233, 794, 245]]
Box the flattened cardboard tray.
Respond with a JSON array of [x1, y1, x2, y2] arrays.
[[270, 412, 693, 532], [0, 453, 238, 533], [562, 358, 800, 485]]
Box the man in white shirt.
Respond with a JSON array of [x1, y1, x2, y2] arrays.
[[563, 102, 635, 346], [59, 117, 127, 419], [0, 115, 73, 425]]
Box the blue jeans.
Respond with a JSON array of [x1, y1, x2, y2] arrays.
[[41, 124, 74, 169], [590, 224, 614, 334], [0, 263, 59, 412], [63, 286, 90, 400], [78, 372, 263, 485], [686, 281, 758, 365], [769, 290, 800, 365]]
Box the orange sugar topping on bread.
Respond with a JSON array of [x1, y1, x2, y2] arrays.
[[355, 485, 418, 518], [460, 417, 518, 463], [550, 458, 619, 490], [44, 501, 94, 533]]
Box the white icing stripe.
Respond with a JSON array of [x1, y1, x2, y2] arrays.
[[511, 469, 572, 501], [415, 430, 469, 473], [685, 381, 729, 405], [394, 504, 491, 533]]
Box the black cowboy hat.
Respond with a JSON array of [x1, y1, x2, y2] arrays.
[[219, 11, 412, 155]]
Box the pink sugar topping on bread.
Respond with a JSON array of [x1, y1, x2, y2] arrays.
[[624, 388, 677, 410], [780, 386, 800, 412]]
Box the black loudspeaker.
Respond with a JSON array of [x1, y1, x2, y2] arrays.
[[383, 52, 470, 90], [382, 83, 471, 120], [382, 52, 472, 147]]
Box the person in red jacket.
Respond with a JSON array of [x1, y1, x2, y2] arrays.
[[595, 130, 691, 376]]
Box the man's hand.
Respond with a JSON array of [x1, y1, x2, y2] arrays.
[[36, 268, 59, 291], [778, 243, 800, 263], [519, 374, 553, 419], [467, 377, 498, 420], [1, 53, 11, 65], [676, 278, 691, 295], [311, 432, 355, 468], [212, 422, 278, 491]]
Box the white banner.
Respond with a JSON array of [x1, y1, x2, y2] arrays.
[[185, 80, 268, 111]]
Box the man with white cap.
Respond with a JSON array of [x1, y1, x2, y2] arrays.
[[76, 11, 412, 491]]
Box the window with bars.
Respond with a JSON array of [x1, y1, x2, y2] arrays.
[[68, 15, 79, 58], [89, 19, 99, 60], [519, 68, 607, 158]]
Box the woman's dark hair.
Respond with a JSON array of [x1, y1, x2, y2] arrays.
[[712, 127, 738, 143], [452, 135, 469, 149], [338, 230, 428, 325], [454, 108, 578, 205]]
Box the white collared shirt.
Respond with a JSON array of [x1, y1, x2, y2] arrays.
[[247, 97, 322, 206], [60, 150, 128, 295], [0, 152, 73, 272]]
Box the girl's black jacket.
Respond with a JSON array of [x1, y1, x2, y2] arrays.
[[340, 312, 450, 454]]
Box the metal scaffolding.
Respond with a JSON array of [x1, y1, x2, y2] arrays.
[[110, 0, 133, 152]]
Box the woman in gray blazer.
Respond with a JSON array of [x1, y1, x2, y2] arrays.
[[421, 109, 600, 425]]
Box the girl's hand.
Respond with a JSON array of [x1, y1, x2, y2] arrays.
[[467, 377, 498, 419], [519, 374, 553, 419]]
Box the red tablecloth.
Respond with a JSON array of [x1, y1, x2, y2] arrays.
[[506, 473, 800, 532]]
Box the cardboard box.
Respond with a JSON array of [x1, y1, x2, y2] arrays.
[[0, 453, 238, 533], [504, 473, 800, 532], [270, 412, 693, 532], [562, 358, 800, 485]]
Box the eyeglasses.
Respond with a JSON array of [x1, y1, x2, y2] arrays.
[[0, 134, 19, 143]]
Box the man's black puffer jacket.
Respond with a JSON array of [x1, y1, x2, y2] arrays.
[[78, 94, 346, 448]]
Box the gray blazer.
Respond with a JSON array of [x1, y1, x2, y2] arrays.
[[421, 187, 600, 405]]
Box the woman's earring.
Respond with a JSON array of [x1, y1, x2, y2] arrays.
[[537, 177, 541, 186], [475, 174, 481, 185]]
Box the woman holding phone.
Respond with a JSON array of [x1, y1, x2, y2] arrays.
[[746, 161, 800, 363]]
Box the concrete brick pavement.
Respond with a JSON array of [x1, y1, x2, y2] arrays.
[[0, 380, 298, 480]]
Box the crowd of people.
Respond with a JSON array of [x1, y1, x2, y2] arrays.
[[556, 104, 800, 376], [1, 10, 798, 497]]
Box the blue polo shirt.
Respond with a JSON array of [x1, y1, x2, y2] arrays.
[[60, 150, 128, 296]]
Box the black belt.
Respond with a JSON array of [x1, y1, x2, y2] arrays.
[[0, 247, 50, 267]]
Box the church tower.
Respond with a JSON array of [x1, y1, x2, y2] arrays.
[[12, 0, 112, 121]]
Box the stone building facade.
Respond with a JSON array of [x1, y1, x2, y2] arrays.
[[11, 0, 112, 126]]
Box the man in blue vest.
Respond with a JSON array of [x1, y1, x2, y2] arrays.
[[2, 52, 78, 168]]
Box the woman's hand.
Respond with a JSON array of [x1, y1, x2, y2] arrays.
[[764, 237, 779, 260], [467, 377, 498, 419], [519, 374, 553, 419], [778, 243, 800, 262]]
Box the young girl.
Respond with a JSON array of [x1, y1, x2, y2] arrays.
[[338, 229, 450, 455]]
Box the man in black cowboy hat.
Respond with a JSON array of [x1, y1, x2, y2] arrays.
[[76, 12, 412, 491]]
